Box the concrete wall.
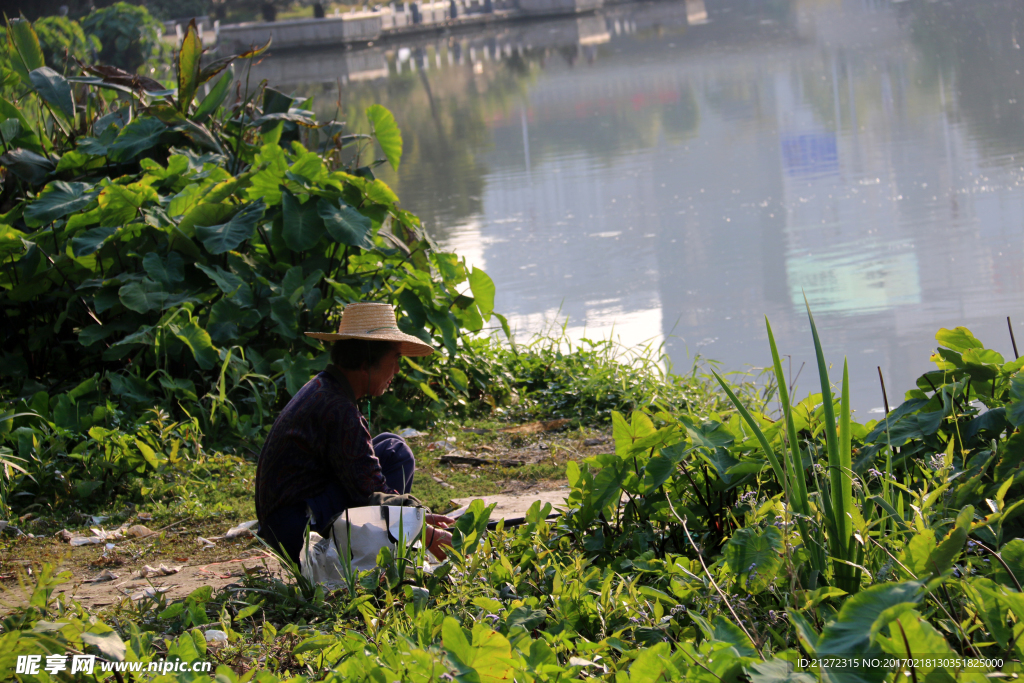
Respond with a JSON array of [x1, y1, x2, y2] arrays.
[[517, 0, 603, 16], [218, 14, 382, 54]]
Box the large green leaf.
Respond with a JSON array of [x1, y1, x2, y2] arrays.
[[319, 199, 373, 249], [173, 318, 218, 370], [195, 263, 254, 307], [281, 190, 325, 251], [0, 148, 54, 185], [1008, 371, 1024, 428], [143, 252, 185, 286], [177, 21, 204, 113], [0, 96, 44, 154], [468, 266, 495, 320], [81, 629, 126, 662], [24, 181, 96, 227], [6, 18, 45, 88], [177, 202, 236, 238], [195, 199, 265, 254], [642, 441, 688, 493], [71, 226, 116, 257], [876, 613, 970, 681], [724, 526, 784, 594], [119, 280, 170, 314], [98, 183, 158, 226], [208, 298, 261, 345], [107, 117, 167, 163], [935, 326, 984, 353], [816, 581, 923, 676], [367, 104, 403, 171], [29, 67, 74, 123]]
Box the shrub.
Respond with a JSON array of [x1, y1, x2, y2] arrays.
[[81, 2, 164, 73], [33, 15, 99, 70]]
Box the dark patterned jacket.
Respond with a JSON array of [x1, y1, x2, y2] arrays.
[[254, 365, 397, 525]]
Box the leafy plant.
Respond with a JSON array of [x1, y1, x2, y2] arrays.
[[80, 2, 165, 74], [32, 15, 99, 71]]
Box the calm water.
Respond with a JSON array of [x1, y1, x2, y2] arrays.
[[258, 0, 1024, 414]]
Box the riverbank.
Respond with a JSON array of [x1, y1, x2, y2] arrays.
[[182, 0, 705, 53]]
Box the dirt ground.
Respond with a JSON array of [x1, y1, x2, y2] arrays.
[[0, 422, 609, 614]]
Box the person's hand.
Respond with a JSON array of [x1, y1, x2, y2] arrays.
[[425, 514, 455, 529], [425, 525, 453, 560]]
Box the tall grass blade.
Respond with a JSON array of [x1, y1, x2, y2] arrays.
[[804, 295, 854, 591], [766, 318, 820, 571], [711, 370, 790, 502], [766, 319, 810, 515]]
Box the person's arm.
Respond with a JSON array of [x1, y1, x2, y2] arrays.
[[324, 402, 397, 500]]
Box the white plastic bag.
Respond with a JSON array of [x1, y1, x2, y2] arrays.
[[332, 506, 424, 571], [300, 532, 346, 588], [300, 506, 425, 584]]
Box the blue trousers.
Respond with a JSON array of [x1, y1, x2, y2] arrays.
[[259, 432, 415, 563]]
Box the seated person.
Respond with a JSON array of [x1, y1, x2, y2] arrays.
[[255, 302, 453, 564]]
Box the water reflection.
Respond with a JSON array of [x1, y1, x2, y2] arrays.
[[263, 0, 1024, 412]]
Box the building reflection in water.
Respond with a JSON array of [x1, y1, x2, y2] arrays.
[[265, 0, 1024, 412]]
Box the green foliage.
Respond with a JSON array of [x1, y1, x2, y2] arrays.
[[0, 21, 507, 516], [32, 16, 99, 71], [81, 2, 164, 74]]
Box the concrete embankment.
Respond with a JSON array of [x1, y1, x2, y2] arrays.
[[173, 0, 666, 54]]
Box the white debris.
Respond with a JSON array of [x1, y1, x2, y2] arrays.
[[398, 427, 425, 439], [125, 525, 157, 538], [130, 586, 170, 601], [222, 520, 258, 539], [204, 629, 228, 648], [84, 569, 119, 583], [138, 564, 182, 578], [197, 537, 216, 548]]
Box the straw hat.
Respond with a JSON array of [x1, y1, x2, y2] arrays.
[[305, 302, 433, 357]]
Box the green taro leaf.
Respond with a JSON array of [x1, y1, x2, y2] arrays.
[[143, 252, 185, 286], [0, 96, 44, 154], [108, 117, 167, 163], [195, 263, 254, 307], [119, 280, 170, 314], [195, 199, 265, 254], [713, 615, 758, 658], [0, 148, 54, 185], [935, 326, 984, 353], [24, 181, 96, 227], [81, 629, 126, 662], [71, 226, 116, 257], [177, 21, 204, 113], [282, 190, 325, 251], [724, 526, 784, 594], [1008, 371, 1024, 428], [367, 104, 403, 171], [319, 199, 373, 249], [468, 266, 495, 320], [29, 67, 74, 123], [816, 581, 923, 664], [173, 318, 218, 370], [99, 183, 158, 226]]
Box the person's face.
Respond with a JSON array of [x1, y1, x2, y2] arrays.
[[367, 348, 402, 396]]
